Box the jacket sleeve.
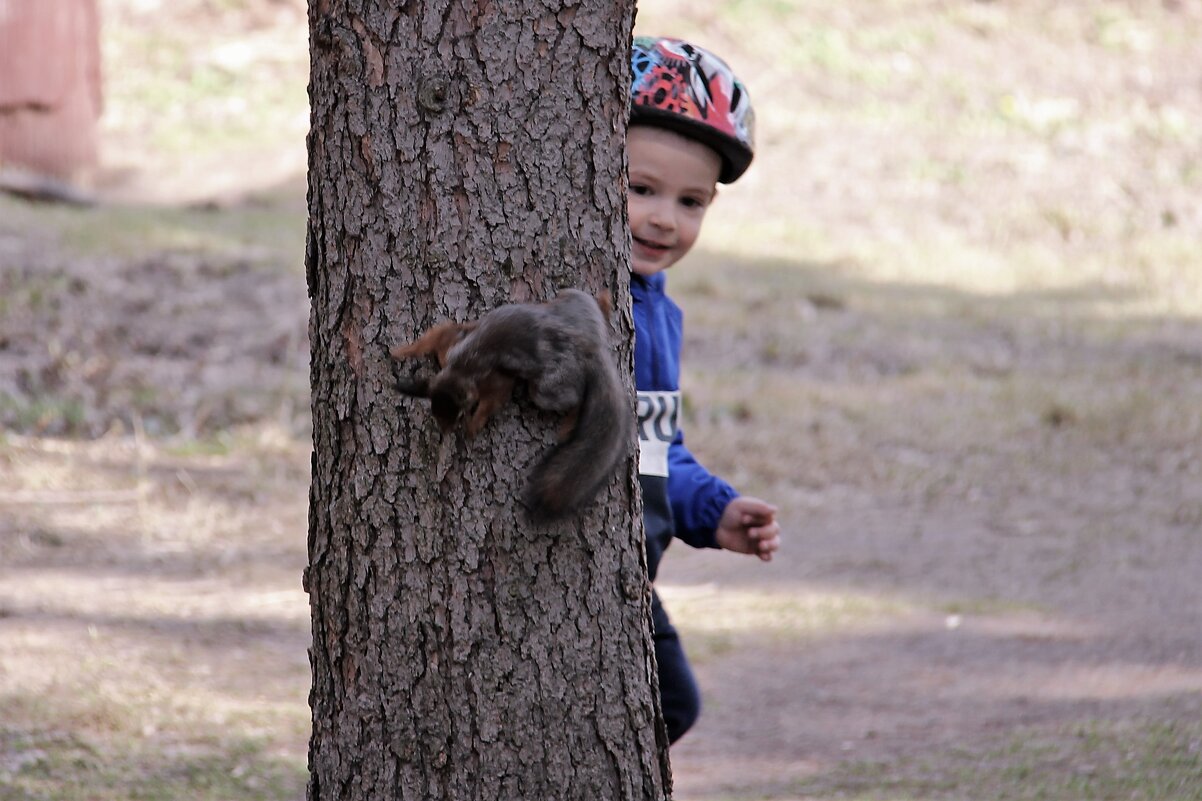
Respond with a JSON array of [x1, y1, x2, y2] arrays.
[[668, 429, 738, 549]]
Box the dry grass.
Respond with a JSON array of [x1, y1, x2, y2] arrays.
[[0, 431, 311, 800]]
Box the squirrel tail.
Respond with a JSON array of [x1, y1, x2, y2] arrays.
[[524, 365, 631, 521]]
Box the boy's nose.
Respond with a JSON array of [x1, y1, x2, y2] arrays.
[[648, 202, 675, 231]]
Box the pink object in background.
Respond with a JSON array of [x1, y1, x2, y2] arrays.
[[0, 0, 103, 181]]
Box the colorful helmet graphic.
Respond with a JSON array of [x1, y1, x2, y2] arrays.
[[630, 36, 756, 183]]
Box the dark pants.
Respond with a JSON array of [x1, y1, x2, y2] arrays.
[[651, 589, 701, 743]]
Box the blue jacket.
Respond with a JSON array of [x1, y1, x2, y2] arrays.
[[632, 272, 738, 581]]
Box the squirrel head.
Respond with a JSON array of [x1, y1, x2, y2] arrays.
[[428, 372, 477, 432]]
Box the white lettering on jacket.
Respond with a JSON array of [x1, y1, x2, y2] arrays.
[[636, 390, 680, 477]]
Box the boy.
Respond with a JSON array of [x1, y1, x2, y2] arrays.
[[628, 37, 782, 744]]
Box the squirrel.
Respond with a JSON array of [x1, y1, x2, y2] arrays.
[[391, 288, 632, 520]]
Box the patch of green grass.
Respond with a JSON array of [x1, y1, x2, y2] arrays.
[[0, 196, 305, 269], [1, 727, 306, 801], [662, 586, 909, 648], [103, 17, 308, 159], [936, 597, 1047, 618], [995, 91, 1083, 137], [790, 719, 1202, 801], [0, 272, 79, 321], [640, 3, 938, 91], [0, 635, 310, 801], [162, 434, 235, 458], [1091, 6, 1157, 52], [701, 216, 1202, 319], [0, 393, 89, 435]]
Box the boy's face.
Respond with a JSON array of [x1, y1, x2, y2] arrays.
[[627, 125, 721, 277]]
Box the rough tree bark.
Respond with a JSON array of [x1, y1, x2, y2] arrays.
[[305, 1, 670, 800]]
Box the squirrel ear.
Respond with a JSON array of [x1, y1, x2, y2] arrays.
[[392, 321, 480, 367], [594, 291, 613, 325], [429, 322, 475, 366]]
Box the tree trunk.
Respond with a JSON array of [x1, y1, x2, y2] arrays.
[[304, 2, 669, 800]]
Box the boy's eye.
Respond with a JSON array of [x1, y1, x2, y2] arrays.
[[630, 183, 652, 196], [680, 196, 707, 209]]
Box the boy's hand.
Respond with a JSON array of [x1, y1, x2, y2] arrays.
[[715, 496, 780, 562]]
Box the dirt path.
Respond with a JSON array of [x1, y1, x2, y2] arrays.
[[658, 259, 1202, 797], [666, 488, 1202, 797]]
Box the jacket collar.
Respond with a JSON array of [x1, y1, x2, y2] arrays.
[[631, 271, 666, 295]]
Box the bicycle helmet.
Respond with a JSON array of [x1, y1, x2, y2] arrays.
[[630, 36, 756, 183]]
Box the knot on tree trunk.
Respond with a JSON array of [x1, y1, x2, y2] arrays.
[[418, 73, 454, 115]]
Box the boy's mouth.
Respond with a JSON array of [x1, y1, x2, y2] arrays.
[[633, 236, 670, 253]]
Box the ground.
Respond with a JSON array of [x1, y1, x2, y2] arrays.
[[2, 1, 1201, 799]]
